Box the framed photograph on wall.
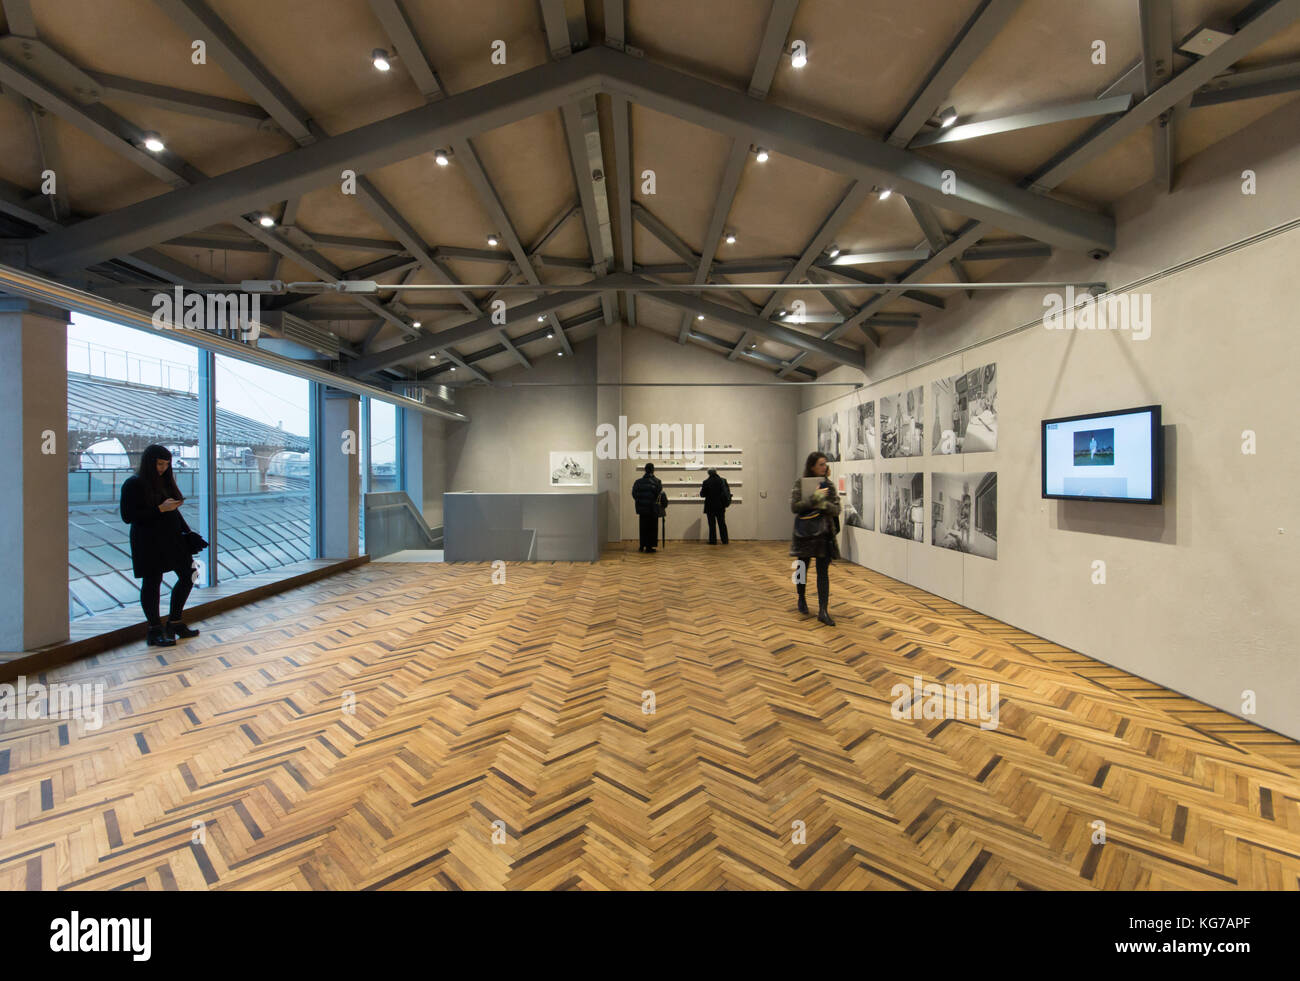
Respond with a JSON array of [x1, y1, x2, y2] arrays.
[[880, 387, 924, 459], [817, 411, 842, 462], [931, 471, 997, 559], [932, 362, 998, 454], [549, 451, 594, 486], [881, 472, 924, 541], [846, 400, 876, 460]]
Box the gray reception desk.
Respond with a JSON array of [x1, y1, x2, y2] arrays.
[[442, 492, 606, 562]]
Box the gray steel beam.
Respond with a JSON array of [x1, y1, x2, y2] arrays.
[[729, 180, 869, 358], [595, 48, 1114, 252], [88, 72, 270, 128], [346, 285, 604, 376], [1028, 0, 1300, 192], [3, 0, 37, 36], [886, 0, 1024, 146], [611, 93, 635, 325], [153, 0, 315, 145], [603, 0, 625, 49], [440, 349, 491, 383], [24, 101, 65, 222], [905, 196, 972, 299], [367, 0, 442, 100], [680, 139, 747, 342], [748, 0, 800, 99], [27, 51, 601, 271], [689, 327, 817, 377], [807, 266, 879, 347], [808, 261, 945, 309], [961, 239, 1051, 261], [1139, 0, 1174, 96], [1190, 58, 1300, 105], [827, 247, 928, 266], [907, 94, 1133, 147], [0, 175, 57, 230], [0, 52, 204, 189], [418, 308, 603, 380]]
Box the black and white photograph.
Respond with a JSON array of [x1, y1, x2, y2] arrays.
[[846, 400, 876, 461], [844, 472, 875, 531], [881, 472, 924, 542], [549, 451, 593, 486], [816, 410, 842, 462], [880, 387, 924, 459], [931, 472, 998, 559], [932, 362, 998, 454]]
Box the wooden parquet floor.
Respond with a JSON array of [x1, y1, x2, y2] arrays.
[[2, 542, 1298, 890]]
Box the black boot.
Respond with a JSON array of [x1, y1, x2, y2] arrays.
[[796, 588, 810, 615], [817, 604, 836, 627], [146, 625, 176, 647], [167, 620, 200, 639]]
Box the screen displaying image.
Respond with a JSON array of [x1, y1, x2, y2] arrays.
[[1042, 406, 1160, 503]]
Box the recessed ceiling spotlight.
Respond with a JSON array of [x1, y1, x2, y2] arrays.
[[412, 321, 421, 329], [257, 214, 275, 228], [546, 331, 554, 339], [538, 315, 546, 322], [878, 187, 893, 201], [450, 365, 456, 371], [826, 244, 840, 259], [429, 354, 436, 359], [557, 351, 563, 357], [487, 234, 500, 247], [696, 313, 704, 321], [141, 132, 165, 153], [754, 146, 769, 163], [434, 148, 451, 167], [749, 343, 757, 349], [372, 48, 392, 71], [777, 308, 788, 318], [939, 106, 958, 128], [724, 232, 737, 245], [790, 40, 807, 69]]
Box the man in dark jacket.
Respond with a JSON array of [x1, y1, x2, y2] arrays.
[[699, 467, 731, 544], [632, 463, 664, 552]]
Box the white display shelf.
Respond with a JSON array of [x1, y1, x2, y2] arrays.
[[661, 480, 742, 487], [649, 464, 742, 471], [646, 447, 742, 453]]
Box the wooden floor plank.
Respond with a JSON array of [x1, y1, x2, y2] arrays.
[[1, 542, 1297, 890]]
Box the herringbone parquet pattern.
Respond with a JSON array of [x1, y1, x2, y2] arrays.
[[2, 542, 1298, 890]]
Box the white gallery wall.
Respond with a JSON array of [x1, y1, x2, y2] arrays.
[[797, 97, 1300, 740], [620, 327, 802, 541]]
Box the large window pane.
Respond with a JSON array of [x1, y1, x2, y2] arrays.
[[369, 399, 399, 493], [215, 356, 312, 581], [67, 316, 200, 621]]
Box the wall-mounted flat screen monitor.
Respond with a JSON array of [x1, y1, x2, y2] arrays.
[[1041, 405, 1162, 504]]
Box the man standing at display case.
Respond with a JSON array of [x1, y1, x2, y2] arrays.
[[632, 463, 664, 553]]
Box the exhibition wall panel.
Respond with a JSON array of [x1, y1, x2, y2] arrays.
[[620, 327, 801, 542], [796, 98, 1300, 740]]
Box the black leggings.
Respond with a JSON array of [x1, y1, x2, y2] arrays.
[[141, 566, 194, 626], [797, 556, 832, 606]]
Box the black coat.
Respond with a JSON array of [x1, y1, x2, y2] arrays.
[[631, 473, 664, 516], [699, 473, 731, 515], [120, 474, 191, 578]]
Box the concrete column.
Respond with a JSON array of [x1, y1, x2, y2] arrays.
[[0, 298, 70, 650], [596, 321, 623, 543], [320, 387, 360, 559]]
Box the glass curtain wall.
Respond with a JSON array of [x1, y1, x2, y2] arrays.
[[66, 315, 200, 620], [214, 355, 312, 581]]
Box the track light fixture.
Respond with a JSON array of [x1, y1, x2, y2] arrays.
[[724, 232, 737, 245], [487, 234, 500, 247], [777, 308, 787, 318], [372, 49, 392, 71], [754, 146, 769, 163], [412, 321, 421, 329], [878, 187, 893, 201], [257, 214, 275, 228], [696, 313, 704, 321], [789, 40, 807, 69], [538, 315, 545, 322], [939, 106, 958, 128], [434, 148, 451, 166], [546, 331, 554, 339], [141, 132, 165, 153], [826, 244, 840, 259]]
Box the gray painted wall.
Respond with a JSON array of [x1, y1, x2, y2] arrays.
[[797, 98, 1300, 740]]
